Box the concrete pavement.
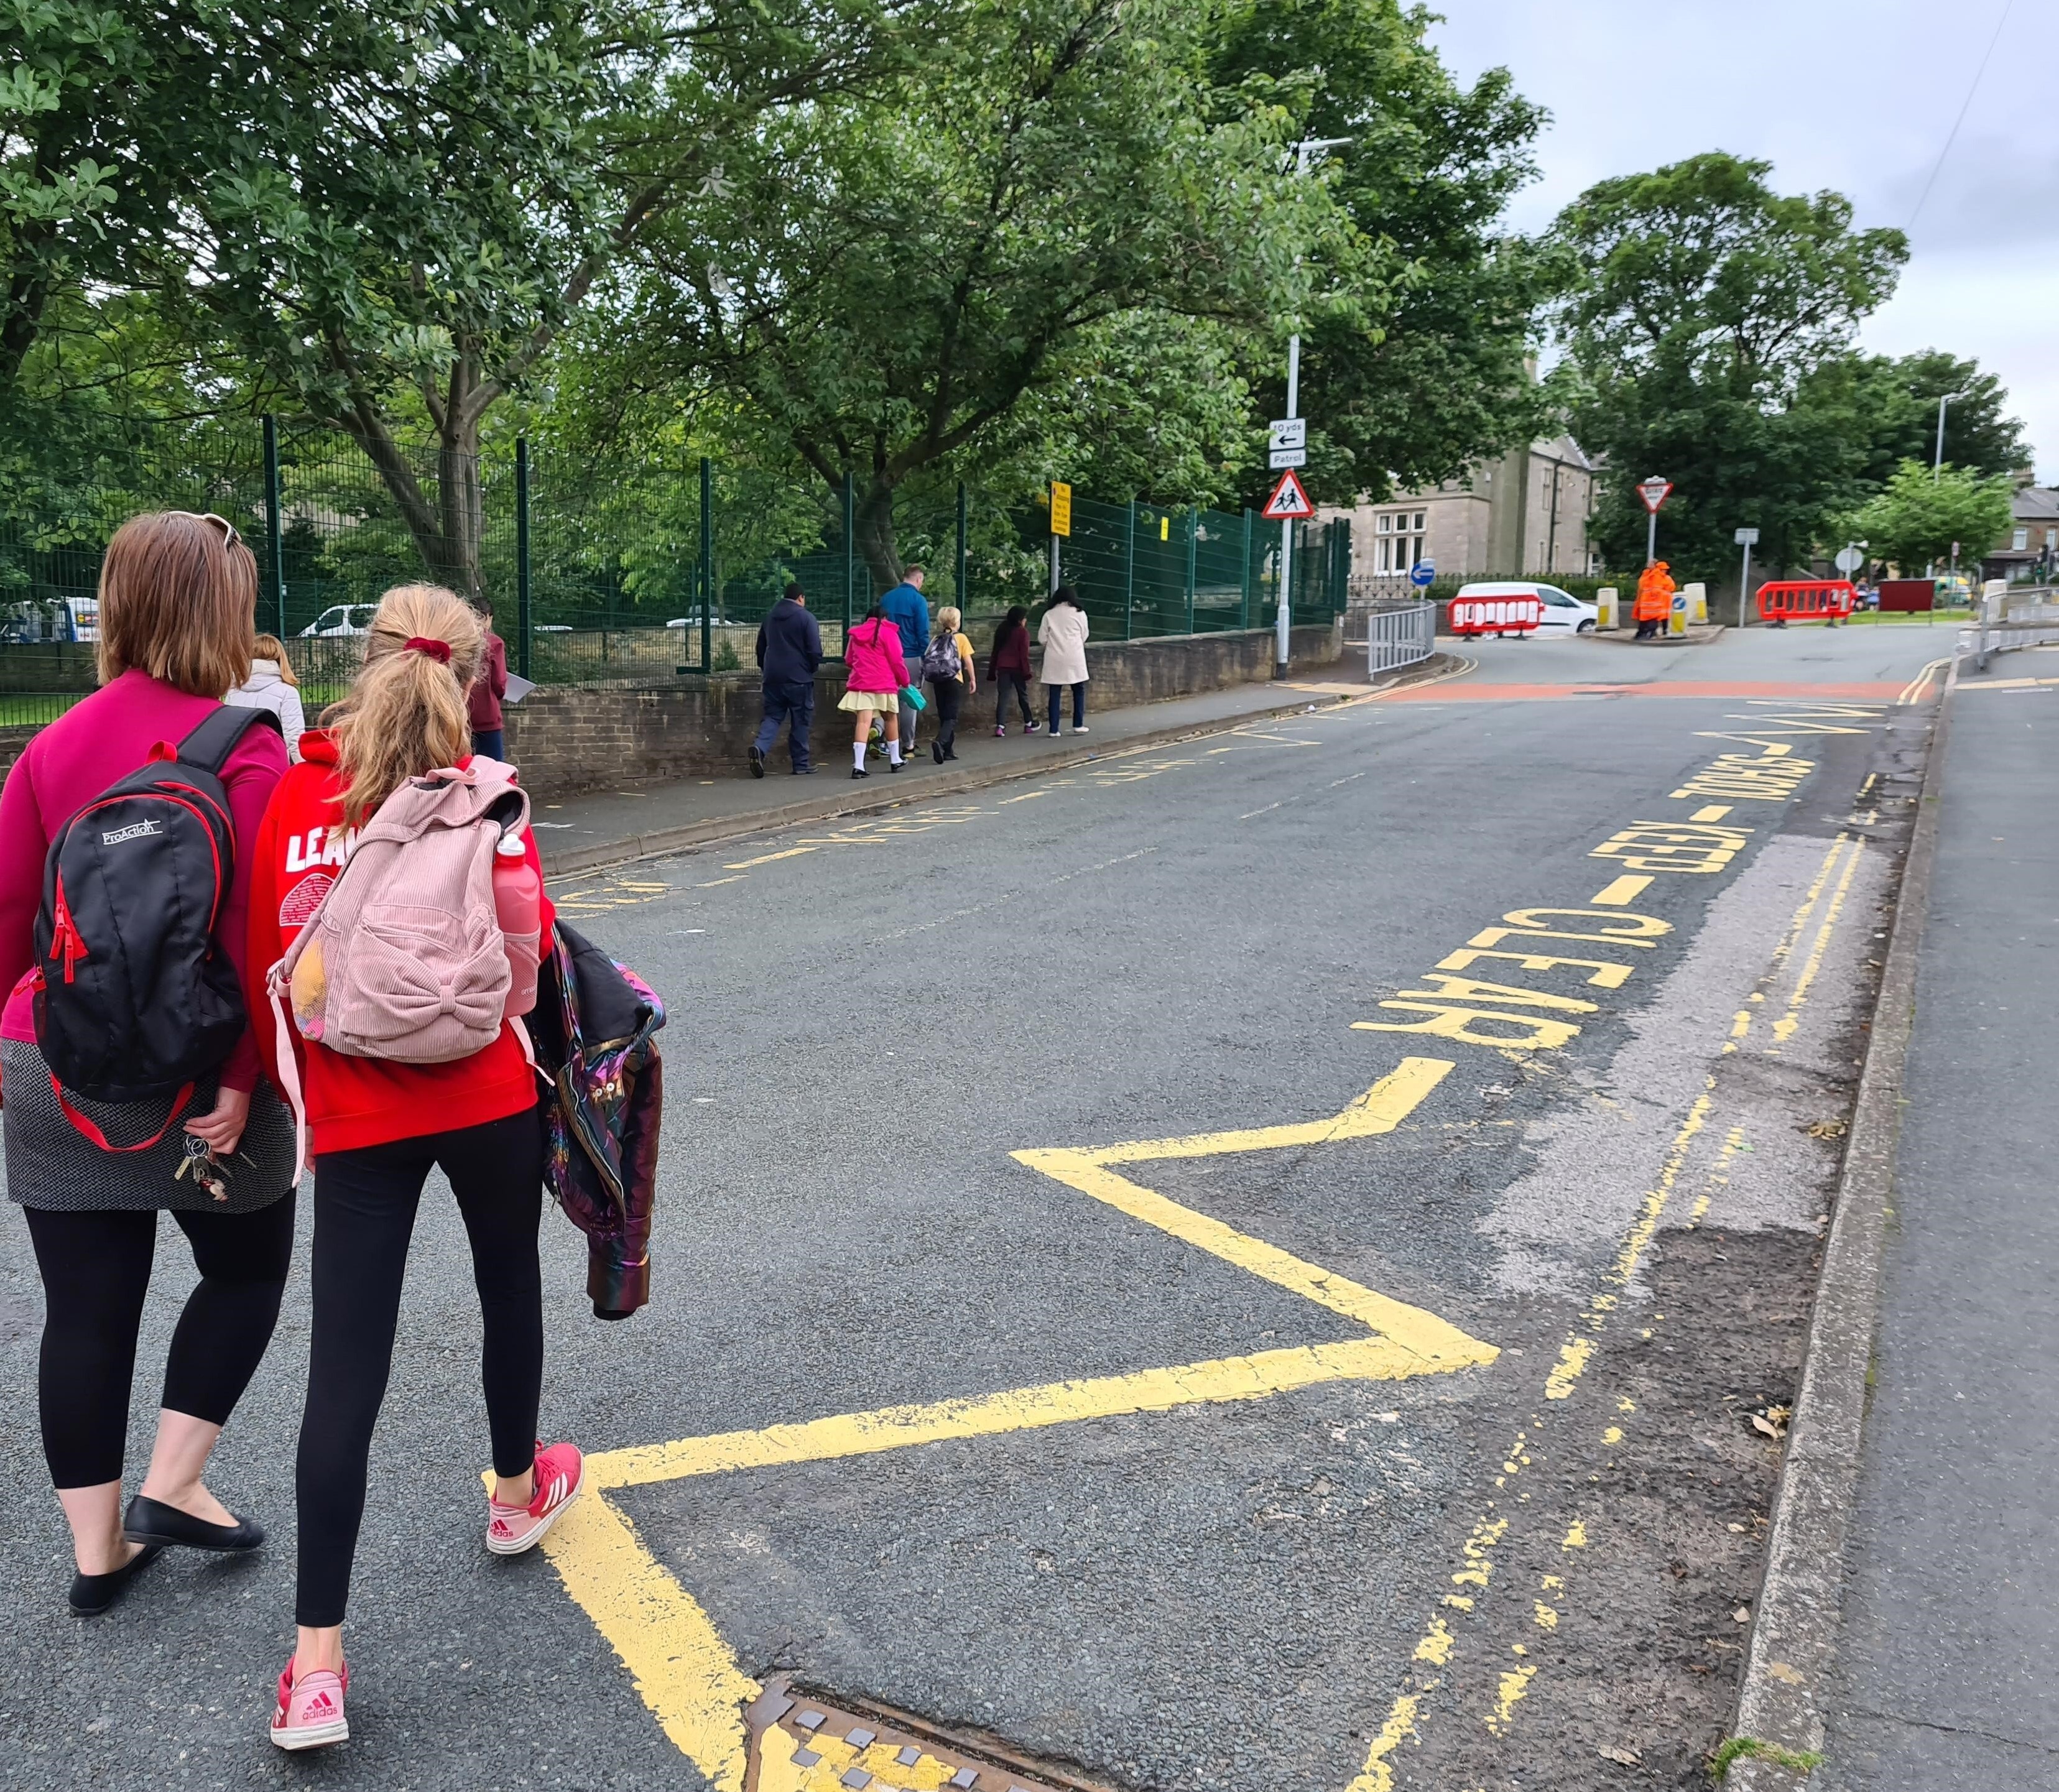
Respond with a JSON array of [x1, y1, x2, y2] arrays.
[[1818, 650, 2059, 1789], [0, 621, 1947, 1791]]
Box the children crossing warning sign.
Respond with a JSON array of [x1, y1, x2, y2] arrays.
[[1262, 469, 1314, 521]]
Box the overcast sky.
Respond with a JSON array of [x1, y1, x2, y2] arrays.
[[1425, 0, 2057, 482]]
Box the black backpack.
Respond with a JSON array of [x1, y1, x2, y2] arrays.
[[34, 706, 282, 1127]]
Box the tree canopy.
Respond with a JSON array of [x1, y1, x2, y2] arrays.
[[583, 0, 1335, 588], [1210, 0, 1560, 509], [1552, 152, 1910, 575], [1848, 459, 2015, 576]]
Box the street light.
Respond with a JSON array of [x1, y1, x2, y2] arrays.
[[1935, 391, 1967, 479], [1274, 136, 1352, 669]]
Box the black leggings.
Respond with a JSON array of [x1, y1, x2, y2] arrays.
[[296, 1109, 544, 1627], [930, 676, 963, 749], [995, 672, 1032, 726], [24, 1196, 296, 1490]]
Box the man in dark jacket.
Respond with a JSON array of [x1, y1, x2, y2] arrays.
[[751, 583, 823, 775]]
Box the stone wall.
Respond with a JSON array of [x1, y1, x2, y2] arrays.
[[504, 622, 1341, 800], [0, 724, 35, 782]]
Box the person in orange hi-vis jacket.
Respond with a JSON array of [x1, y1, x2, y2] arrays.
[[1633, 561, 1677, 639]]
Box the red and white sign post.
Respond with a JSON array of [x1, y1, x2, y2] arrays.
[[1637, 476, 1673, 566]]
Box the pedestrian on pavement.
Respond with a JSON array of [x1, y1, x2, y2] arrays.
[[468, 598, 510, 759], [0, 510, 295, 1617], [842, 601, 910, 779], [248, 583, 581, 1751], [1632, 562, 1674, 640], [226, 632, 307, 760], [1038, 584, 1091, 735], [989, 604, 1037, 735], [922, 604, 976, 764], [751, 581, 823, 777], [882, 564, 928, 752]]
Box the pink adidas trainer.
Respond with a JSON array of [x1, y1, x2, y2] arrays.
[[271, 1657, 348, 1750], [486, 1441, 584, 1556]]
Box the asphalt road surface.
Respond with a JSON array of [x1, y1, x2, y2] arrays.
[[0, 619, 1950, 1791]]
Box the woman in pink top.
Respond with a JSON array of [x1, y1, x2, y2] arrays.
[[841, 600, 910, 778], [0, 512, 293, 1615]]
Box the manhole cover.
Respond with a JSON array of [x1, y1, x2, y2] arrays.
[[744, 1676, 1113, 1792]]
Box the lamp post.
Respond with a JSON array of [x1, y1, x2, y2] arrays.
[[1935, 390, 1967, 479], [1274, 136, 1352, 669]]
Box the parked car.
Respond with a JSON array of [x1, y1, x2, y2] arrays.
[[665, 612, 738, 629], [1453, 580, 1598, 635], [298, 603, 376, 637]]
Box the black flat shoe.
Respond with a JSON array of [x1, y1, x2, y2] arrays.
[[123, 1492, 266, 1553], [70, 1543, 162, 1615], [851, 766, 869, 778]]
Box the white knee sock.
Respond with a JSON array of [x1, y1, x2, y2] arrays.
[[887, 740, 902, 764], [853, 741, 867, 769]]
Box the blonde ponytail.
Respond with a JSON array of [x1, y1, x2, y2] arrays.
[[326, 584, 483, 826]]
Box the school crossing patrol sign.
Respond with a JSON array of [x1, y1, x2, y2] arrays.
[[1262, 469, 1314, 522]]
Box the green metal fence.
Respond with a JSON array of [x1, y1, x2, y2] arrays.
[[0, 413, 1350, 728]]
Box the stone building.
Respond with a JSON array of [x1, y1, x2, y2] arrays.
[[1331, 435, 1600, 596]]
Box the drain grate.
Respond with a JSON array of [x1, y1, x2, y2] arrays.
[[744, 1676, 1113, 1792]]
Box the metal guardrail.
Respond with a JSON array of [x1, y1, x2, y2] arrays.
[[1966, 585, 2059, 672], [1361, 600, 1437, 677]]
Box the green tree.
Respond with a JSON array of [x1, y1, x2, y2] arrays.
[[154, 0, 904, 600], [1552, 152, 1907, 575], [1848, 458, 2014, 576], [1848, 349, 2032, 486], [606, 0, 1334, 588], [1208, 0, 1561, 509], [1, 0, 187, 386]]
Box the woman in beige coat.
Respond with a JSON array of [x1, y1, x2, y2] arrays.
[[1037, 586, 1091, 736]]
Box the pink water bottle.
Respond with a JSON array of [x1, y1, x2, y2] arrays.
[[493, 831, 542, 1018]]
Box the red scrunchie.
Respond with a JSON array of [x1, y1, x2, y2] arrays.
[[402, 636, 451, 664]]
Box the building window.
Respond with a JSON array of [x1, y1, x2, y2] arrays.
[[2014, 528, 2030, 551], [1374, 509, 1427, 573]]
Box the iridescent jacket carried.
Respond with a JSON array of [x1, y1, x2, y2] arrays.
[[530, 920, 665, 1319]]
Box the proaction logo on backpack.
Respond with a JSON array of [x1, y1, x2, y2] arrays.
[[100, 819, 164, 846]]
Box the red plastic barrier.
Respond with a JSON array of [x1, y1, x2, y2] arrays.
[[1448, 594, 1542, 636], [1757, 580, 1855, 624]]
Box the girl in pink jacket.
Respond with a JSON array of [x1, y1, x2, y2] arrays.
[[841, 603, 910, 778]]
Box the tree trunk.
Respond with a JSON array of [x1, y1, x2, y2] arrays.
[[853, 478, 903, 596], [334, 407, 487, 606]]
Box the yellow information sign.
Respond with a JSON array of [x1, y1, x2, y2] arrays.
[[1049, 480, 1071, 537]]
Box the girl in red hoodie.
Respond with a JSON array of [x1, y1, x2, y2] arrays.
[[248, 584, 579, 1750]]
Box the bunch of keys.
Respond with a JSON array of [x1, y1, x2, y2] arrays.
[[176, 1134, 231, 1203]]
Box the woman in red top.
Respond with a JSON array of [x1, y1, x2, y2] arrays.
[[248, 584, 578, 1751], [0, 511, 294, 1616]]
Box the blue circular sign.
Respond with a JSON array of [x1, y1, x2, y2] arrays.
[[1409, 559, 1435, 588]]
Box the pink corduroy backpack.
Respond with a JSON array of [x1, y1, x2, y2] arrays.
[[265, 759, 537, 1176]]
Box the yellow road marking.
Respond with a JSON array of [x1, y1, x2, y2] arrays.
[[539, 1061, 1496, 1788], [1348, 1693, 1423, 1792], [1690, 805, 1733, 821], [535, 1494, 758, 1790], [591, 1339, 1446, 1492], [1770, 836, 1864, 1047], [723, 846, 818, 869], [1589, 875, 1652, 906], [997, 790, 1047, 803]]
